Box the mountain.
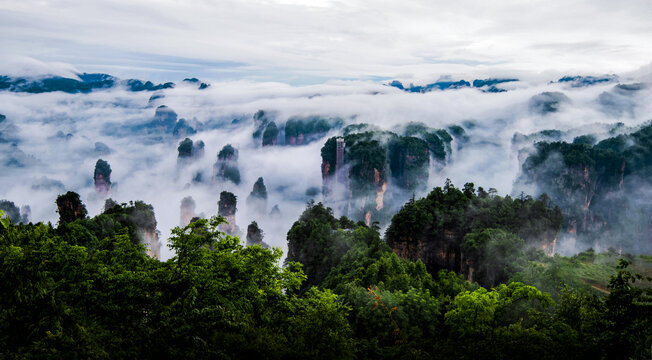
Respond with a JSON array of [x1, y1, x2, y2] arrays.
[[389, 78, 518, 93]]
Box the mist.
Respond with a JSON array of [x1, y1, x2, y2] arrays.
[[1, 70, 651, 259]]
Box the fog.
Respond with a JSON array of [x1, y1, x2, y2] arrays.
[[1, 70, 651, 259]]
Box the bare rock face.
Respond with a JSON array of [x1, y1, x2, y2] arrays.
[[56, 191, 88, 224], [94, 159, 112, 195], [127, 201, 161, 259], [386, 184, 562, 287], [246, 221, 269, 248], [246, 177, 268, 215], [180, 196, 197, 227], [143, 228, 161, 259], [218, 191, 238, 235], [389, 228, 461, 276], [152, 105, 178, 131], [177, 138, 205, 164], [262, 122, 279, 146], [512, 126, 652, 253], [270, 204, 281, 219], [214, 144, 241, 185]]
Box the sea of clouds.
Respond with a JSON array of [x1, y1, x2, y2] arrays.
[[1, 68, 651, 259]]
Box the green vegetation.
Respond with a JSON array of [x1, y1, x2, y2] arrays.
[[388, 136, 430, 191], [386, 181, 562, 287], [262, 121, 279, 146], [286, 201, 652, 359], [0, 193, 650, 358], [249, 177, 267, 200], [217, 144, 237, 161], [519, 123, 652, 253], [93, 159, 112, 185], [56, 191, 88, 224], [321, 136, 337, 176], [321, 124, 459, 198], [512, 249, 652, 298], [214, 145, 241, 184], [218, 191, 237, 216], [403, 122, 456, 161], [0, 216, 353, 359], [284, 116, 343, 145], [177, 138, 193, 158]]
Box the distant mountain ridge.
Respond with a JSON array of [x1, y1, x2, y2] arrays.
[[389, 74, 621, 93], [388, 78, 518, 93], [0, 73, 209, 94]]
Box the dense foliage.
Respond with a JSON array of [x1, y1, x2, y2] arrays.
[[0, 194, 650, 358], [0, 216, 353, 359], [286, 202, 651, 359], [177, 138, 193, 158], [93, 159, 112, 185], [386, 181, 562, 287], [388, 136, 430, 191], [262, 121, 279, 146], [518, 123, 652, 253], [214, 145, 241, 184], [284, 116, 342, 145], [218, 191, 237, 217]]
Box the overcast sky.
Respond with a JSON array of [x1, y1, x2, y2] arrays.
[[1, 0, 651, 83]]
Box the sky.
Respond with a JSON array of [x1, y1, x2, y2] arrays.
[[1, 0, 652, 83]]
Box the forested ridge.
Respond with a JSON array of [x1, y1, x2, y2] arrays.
[[1, 186, 651, 359]]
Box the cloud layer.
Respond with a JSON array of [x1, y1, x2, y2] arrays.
[[1, 70, 651, 259], [1, 0, 651, 82]]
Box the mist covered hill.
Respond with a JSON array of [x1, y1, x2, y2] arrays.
[[1, 71, 651, 259]]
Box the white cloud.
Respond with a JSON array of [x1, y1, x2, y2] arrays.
[[0, 71, 651, 259], [1, 0, 651, 81]]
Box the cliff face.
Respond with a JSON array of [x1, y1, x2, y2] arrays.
[[56, 192, 88, 223], [320, 127, 445, 225], [152, 105, 178, 131], [516, 125, 651, 253], [127, 201, 160, 259], [246, 221, 269, 248], [177, 138, 205, 164], [262, 122, 279, 146], [246, 177, 268, 215], [180, 196, 197, 227], [102, 200, 161, 259], [142, 229, 161, 259], [386, 184, 562, 286], [94, 159, 112, 195], [388, 136, 430, 191], [218, 191, 238, 235], [389, 224, 462, 276], [283, 116, 343, 146], [214, 145, 241, 185]]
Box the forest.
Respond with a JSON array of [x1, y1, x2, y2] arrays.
[[1, 184, 650, 359]]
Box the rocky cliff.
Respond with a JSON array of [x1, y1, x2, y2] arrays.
[[94, 159, 112, 195], [180, 196, 197, 227], [246, 177, 268, 215], [246, 221, 269, 248], [515, 123, 652, 253], [177, 138, 205, 164], [320, 124, 453, 225], [213, 144, 241, 185], [56, 191, 88, 224], [218, 191, 238, 235], [386, 183, 562, 286]]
